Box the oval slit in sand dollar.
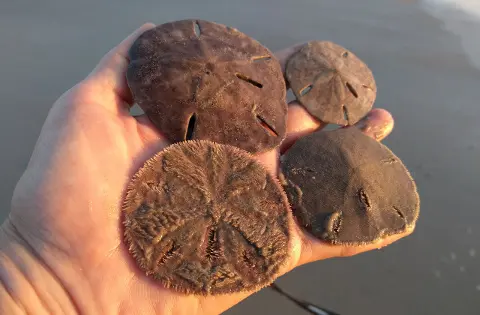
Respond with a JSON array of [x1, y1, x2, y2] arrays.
[[185, 113, 197, 141]]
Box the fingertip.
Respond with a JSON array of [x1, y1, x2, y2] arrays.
[[83, 23, 156, 112], [275, 43, 306, 72], [118, 23, 157, 57], [363, 108, 394, 126], [140, 22, 157, 30], [352, 108, 395, 141], [93, 22, 156, 73]]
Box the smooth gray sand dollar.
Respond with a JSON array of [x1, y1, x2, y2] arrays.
[[280, 127, 419, 245], [286, 41, 377, 126], [123, 140, 291, 295], [127, 19, 287, 153]]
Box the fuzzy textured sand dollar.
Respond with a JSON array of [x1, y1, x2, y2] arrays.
[[280, 127, 419, 245], [123, 140, 291, 295], [127, 19, 287, 153], [286, 41, 377, 125]]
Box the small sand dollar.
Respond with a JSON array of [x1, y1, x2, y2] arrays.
[[123, 140, 291, 295], [286, 41, 377, 125], [127, 19, 287, 153], [280, 127, 419, 245]]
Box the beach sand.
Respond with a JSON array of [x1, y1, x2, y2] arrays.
[[0, 0, 479, 314]]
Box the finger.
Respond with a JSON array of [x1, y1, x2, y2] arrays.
[[280, 101, 327, 154], [281, 106, 394, 154], [125, 114, 171, 180], [297, 225, 415, 266], [348, 108, 394, 142], [255, 149, 280, 177], [274, 43, 307, 82], [84, 23, 156, 112]]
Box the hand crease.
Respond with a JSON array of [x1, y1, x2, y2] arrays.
[[3, 219, 83, 315]]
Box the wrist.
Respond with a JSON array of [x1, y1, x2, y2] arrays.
[[0, 219, 78, 315]]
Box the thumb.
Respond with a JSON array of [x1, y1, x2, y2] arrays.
[[83, 23, 156, 113]]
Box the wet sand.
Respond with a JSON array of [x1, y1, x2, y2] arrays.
[[1, 0, 479, 314]]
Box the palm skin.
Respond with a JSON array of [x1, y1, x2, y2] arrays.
[[1, 24, 407, 315]]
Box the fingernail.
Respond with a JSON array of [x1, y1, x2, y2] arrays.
[[355, 114, 372, 132], [354, 111, 393, 141]]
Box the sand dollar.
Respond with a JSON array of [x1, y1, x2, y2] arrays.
[[123, 140, 291, 295], [127, 19, 287, 153], [280, 127, 419, 245], [286, 41, 377, 125]]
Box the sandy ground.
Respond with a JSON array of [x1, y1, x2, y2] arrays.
[[0, 0, 479, 314]]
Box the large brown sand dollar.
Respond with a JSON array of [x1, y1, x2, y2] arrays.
[[280, 127, 419, 245], [123, 140, 291, 295], [127, 20, 287, 153], [286, 41, 377, 126]]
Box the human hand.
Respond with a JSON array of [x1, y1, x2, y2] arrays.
[[0, 23, 409, 315]]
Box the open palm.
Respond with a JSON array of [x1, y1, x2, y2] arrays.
[[2, 24, 409, 315]]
